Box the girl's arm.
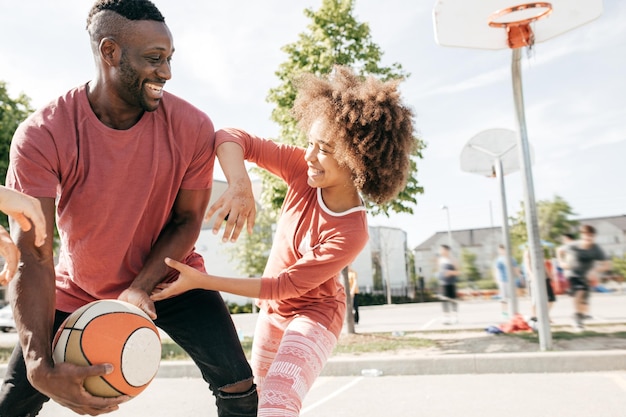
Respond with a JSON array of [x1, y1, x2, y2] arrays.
[[207, 141, 256, 242], [151, 257, 262, 300]]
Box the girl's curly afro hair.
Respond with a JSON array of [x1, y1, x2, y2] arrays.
[[292, 66, 416, 205]]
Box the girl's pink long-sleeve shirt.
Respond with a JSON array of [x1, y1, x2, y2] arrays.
[[216, 128, 369, 337]]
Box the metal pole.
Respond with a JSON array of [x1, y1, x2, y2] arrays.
[[511, 48, 552, 350], [494, 158, 518, 316], [442, 206, 452, 247]]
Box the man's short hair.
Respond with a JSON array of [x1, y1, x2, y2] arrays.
[[580, 224, 596, 235], [86, 0, 165, 29]]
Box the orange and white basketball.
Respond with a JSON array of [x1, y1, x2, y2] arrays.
[[52, 299, 161, 398]]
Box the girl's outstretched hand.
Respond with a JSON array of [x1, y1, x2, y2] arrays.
[[0, 227, 21, 285], [0, 187, 47, 247], [151, 258, 211, 301]]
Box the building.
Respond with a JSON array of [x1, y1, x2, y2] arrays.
[[413, 215, 626, 284], [365, 226, 410, 295], [413, 226, 501, 284]]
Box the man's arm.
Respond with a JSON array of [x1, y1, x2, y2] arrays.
[[10, 197, 127, 415], [9, 197, 56, 383], [118, 188, 211, 318]]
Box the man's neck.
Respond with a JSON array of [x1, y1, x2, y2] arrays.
[[86, 80, 144, 130]]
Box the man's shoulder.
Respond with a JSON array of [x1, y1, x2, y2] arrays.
[[17, 85, 86, 135], [161, 92, 205, 114], [159, 92, 213, 127]]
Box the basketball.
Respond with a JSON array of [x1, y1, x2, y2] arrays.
[[52, 299, 162, 398]]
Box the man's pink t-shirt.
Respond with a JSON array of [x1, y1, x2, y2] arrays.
[[7, 84, 215, 312], [216, 128, 369, 337]]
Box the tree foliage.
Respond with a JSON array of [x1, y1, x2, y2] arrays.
[[229, 0, 426, 286], [226, 194, 278, 277], [0, 81, 34, 229], [508, 195, 579, 259], [263, 0, 425, 216], [460, 249, 482, 283], [611, 255, 626, 279]]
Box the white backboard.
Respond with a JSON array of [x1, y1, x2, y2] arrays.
[[433, 0, 603, 50]]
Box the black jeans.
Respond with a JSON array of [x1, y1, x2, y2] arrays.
[[0, 289, 257, 417]]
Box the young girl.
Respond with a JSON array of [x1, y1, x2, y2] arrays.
[[152, 66, 416, 416]]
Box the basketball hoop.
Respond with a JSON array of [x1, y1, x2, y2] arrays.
[[433, 0, 603, 353], [488, 2, 553, 49]]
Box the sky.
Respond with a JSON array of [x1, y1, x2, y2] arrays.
[[1, 0, 625, 249]]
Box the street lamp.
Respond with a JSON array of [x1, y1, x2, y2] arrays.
[[441, 205, 452, 248]]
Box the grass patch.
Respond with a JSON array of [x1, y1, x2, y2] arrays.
[[160, 333, 434, 360], [512, 330, 626, 343], [161, 337, 254, 361], [333, 333, 435, 355], [0, 346, 13, 363]]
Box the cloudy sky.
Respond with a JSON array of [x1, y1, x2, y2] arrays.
[[1, 0, 625, 248]]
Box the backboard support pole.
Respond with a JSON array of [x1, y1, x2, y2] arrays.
[[511, 48, 552, 351], [494, 158, 519, 318]]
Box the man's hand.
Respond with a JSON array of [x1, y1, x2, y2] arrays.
[[118, 287, 157, 320], [206, 177, 256, 243], [30, 361, 130, 415]]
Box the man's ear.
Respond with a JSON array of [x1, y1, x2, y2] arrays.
[[99, 37, 121, 66]]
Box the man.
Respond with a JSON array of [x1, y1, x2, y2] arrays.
[[437, 244, 460, 324], [555, 232, 576, 294], [559, 225, 609, 330], [0, 1, 257, 415]]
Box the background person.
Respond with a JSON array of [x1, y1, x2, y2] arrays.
[[0, 1, 257, 416], [555, 233, 576, 294], [437, 244, 460, 324], [559, 224, 610, 330], [523, 247, 557, 329], [348, 266, 360, 324], [493, 244, 520, 318]]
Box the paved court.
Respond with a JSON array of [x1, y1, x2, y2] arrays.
[[37, 371, 626, 417]]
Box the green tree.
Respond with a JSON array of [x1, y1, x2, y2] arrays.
[[226, 196, 278, 278], [611, 256, 626, 280], [0, 81, 34, 229], [263, 0, 425, 216], [460, 249, 481, 283], [509, 195, 579, 260]]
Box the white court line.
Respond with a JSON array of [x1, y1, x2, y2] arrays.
[[606, 373, 626, 392], [420, 318, 439, 330], [301, 377, 364, 415]]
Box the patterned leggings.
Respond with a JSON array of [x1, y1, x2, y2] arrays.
[[251, 310, 338, 417]]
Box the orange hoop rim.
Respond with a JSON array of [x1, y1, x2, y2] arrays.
[[488, 2, 553, 28]]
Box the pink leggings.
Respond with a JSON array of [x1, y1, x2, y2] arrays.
[[251, 310, 338, 417]]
